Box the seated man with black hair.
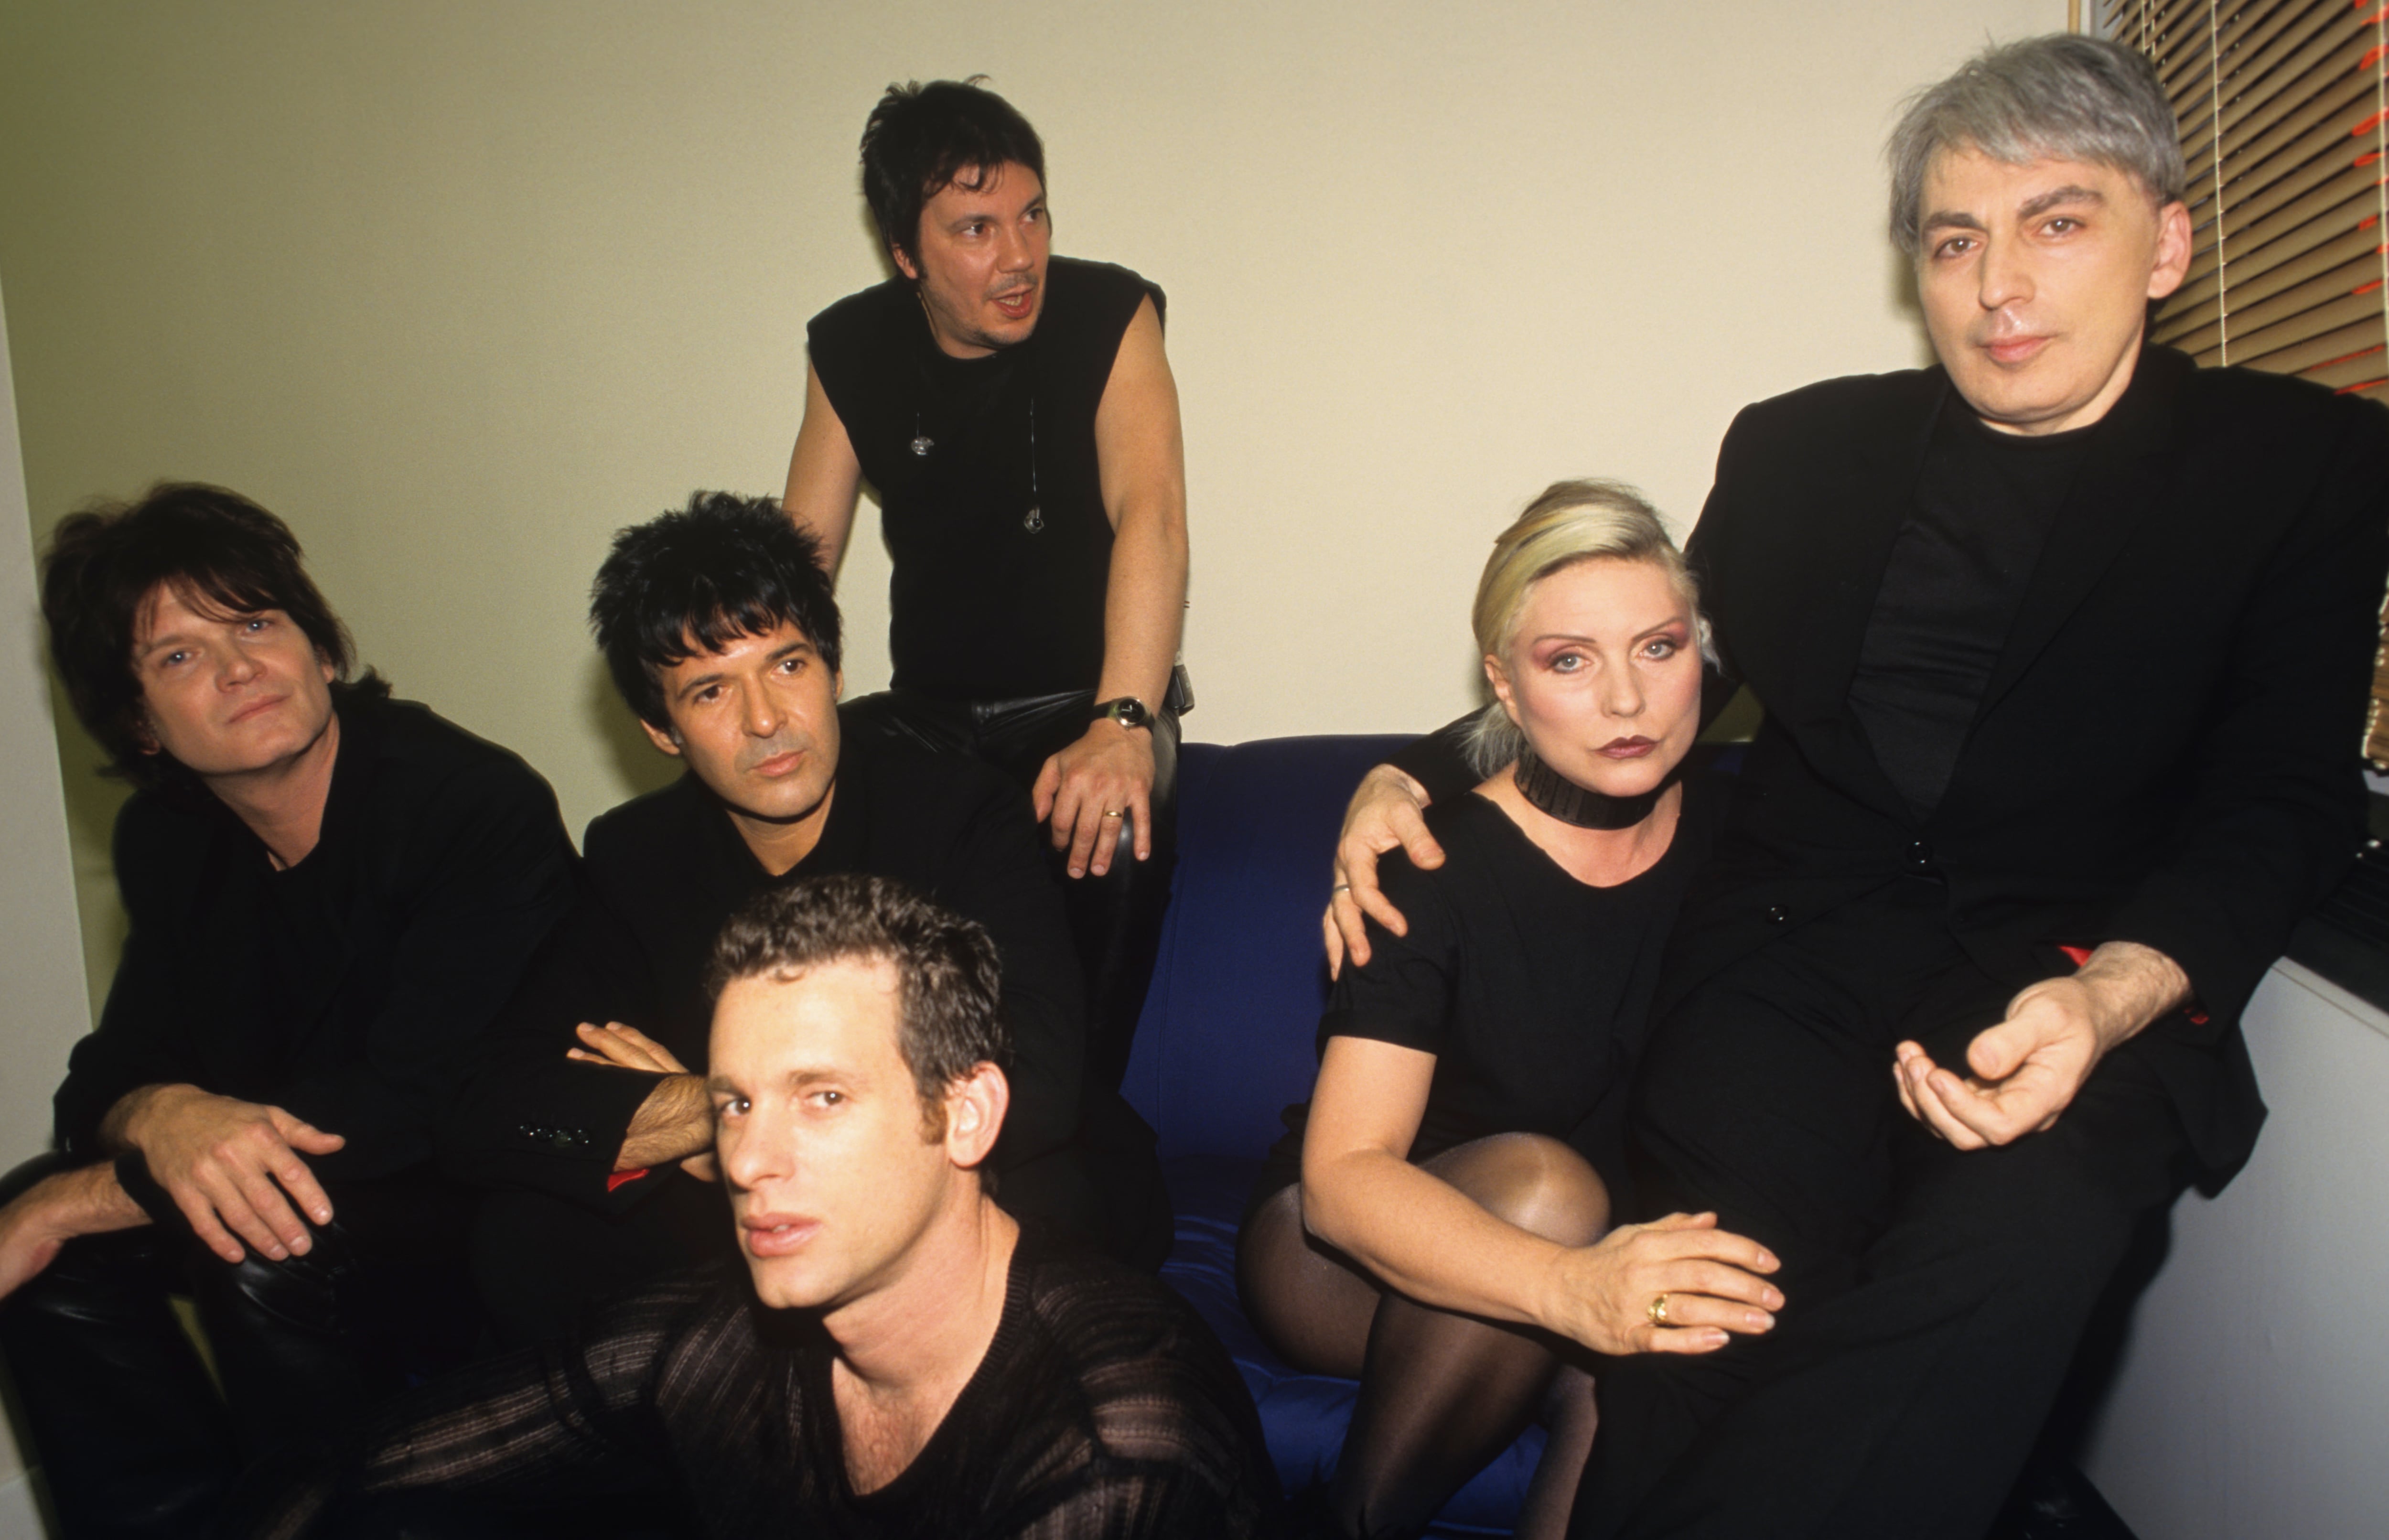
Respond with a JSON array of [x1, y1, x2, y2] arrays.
[[259, 875, 1280, 1540], [0, 484, 580, 1536], [440, 492, 1170, 1345]]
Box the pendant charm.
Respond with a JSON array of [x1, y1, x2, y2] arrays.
[[909, 435, 934, 457], [1022, 505, 1044, 534]]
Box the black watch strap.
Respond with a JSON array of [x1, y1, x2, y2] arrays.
[[1092, 696, 1153, 730]]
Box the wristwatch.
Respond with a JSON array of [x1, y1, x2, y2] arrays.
[[1091, 696, 1154, 731]]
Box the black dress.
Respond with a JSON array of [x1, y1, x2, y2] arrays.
[[1251, 772, 1722, 1214], [249, 1226, 1285, 1540]]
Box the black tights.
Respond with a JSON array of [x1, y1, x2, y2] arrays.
[[1237, 1134, 1608, 1540]]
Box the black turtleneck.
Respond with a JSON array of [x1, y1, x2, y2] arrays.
[[1845, 399, 2097, 818]]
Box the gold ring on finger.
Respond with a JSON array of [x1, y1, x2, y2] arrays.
[[1102, 808, 1124, 818], [1647, 1292, 1671, 1326]]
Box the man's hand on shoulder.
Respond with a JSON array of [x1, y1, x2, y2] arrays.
[[106, 1084, 344, 1264], [1894, 942, 2191, 1149], [1033, 720, 1156, 880], [1323, 765, 1443, 977], [0, 1163, 149, 1302]]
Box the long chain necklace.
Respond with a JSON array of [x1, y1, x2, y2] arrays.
[[907, 357, 1042, 534]]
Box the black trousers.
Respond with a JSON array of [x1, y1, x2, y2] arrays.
[[1571, 879, 2193, 1540], [0, 1156, 482, 1539], [841, 687, 1181, 1091]]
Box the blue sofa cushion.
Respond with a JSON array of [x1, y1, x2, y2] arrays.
[[1122, 735, 1411, 1163], [1124, 737, 1540, 1536], [1160, 1158, 1546, 1537]]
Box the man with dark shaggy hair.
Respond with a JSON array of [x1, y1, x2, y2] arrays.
[[258, 876, 1281, 1540], [0, 483, 579, 1536], [439, 491, 1169, 1345], [783, 76, 1190, 1095]]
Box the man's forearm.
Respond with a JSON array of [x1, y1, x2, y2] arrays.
[[97, 1081, 183, 1154], [1096, 495, 1186, 712], [2073, 941, 2194, 1053], [614, 1074, 712, 1171], [1091, 299, 1188, 714], [11, 1163, 148, 1242], [0, 1163, 150, 1299]]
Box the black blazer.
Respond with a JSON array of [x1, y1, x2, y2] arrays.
[[1677, 346, 2389, 1173], [436, 731, 1093, 1215], [53, 691, 580, 1187]]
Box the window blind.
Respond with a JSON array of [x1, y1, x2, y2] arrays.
[[2099, 0, 2389, 761]]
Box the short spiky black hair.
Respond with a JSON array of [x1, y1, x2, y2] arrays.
[[41, 482, 370, 796], [860, 77, 1046, 270], [589, 492, 842, 731]]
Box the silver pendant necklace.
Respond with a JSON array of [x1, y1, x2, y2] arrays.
[[907, 312, 1038, 532], [1023, 398, 1043, 533]]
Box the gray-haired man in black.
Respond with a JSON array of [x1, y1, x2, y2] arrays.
[[1332, 37, 2389, 1538]]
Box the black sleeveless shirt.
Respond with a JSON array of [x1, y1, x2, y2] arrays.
[[807, 258, 1162, 700]]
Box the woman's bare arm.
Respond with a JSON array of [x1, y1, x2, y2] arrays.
[[1301, 1036, 1781, 1355]]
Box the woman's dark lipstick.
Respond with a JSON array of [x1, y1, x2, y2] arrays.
[[1597, 736, 1657, 760]]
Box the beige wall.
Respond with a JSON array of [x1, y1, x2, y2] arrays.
[[0, 272, 92, 1513], [0, 0, 2056, 1018]]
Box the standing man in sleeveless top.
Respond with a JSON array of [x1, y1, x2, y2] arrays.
[[783, 77, 1189, 1090]]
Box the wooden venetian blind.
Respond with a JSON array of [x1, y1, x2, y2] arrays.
[[2100, 0, 2389, 761]]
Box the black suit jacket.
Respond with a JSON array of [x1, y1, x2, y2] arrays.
[[53, 690, 580, 1189], [1677, 346, 2388, 1173], [437, 732, 1092, 1215]]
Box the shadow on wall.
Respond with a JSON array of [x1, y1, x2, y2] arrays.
[[584, 657, 682, 815], [44, 671, 130, 1018], [1885, 245, 1937, 369]]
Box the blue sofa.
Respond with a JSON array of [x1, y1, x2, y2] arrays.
[[1120, 735, 1542, 1537]]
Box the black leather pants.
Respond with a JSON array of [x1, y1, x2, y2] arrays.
[[0, 1154, 481, 1539], [841, 688, 1180, 1090]]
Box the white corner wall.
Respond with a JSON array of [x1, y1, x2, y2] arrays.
[[0, 276, 88, 1535], [2081, 960, 2389, 1540]]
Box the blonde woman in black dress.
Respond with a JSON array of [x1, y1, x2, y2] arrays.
[[1238, 482, 1783, 1540]]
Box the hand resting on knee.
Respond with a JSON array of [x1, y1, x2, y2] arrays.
[[102, 1083, 346, 1265], [1303, 1037, 1781, 1356], [1893, 940, 2191, 1150]]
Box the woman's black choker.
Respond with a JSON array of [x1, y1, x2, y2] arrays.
[[1513, 745, 1674, 830]]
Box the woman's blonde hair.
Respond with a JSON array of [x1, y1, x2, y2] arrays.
[[1463, 479, 1709, 777]]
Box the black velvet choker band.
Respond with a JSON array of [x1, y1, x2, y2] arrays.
[[1513, 745, 1673, 830]]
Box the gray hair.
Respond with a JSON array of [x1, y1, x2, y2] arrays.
[[1886, 34, 2185, 256], [1462, 479, 1711, 779]]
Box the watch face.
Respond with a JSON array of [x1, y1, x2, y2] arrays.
[[1099, 698, 1151, 728]]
